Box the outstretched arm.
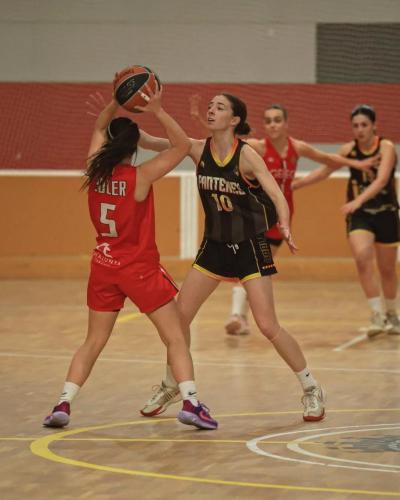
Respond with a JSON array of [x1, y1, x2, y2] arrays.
[[291, 165, 334, 190], [294, 139, 379, 171], [138, 124, 206, 169], [292, 142, 351, 190]]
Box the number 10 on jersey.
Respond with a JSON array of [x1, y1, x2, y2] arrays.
[[211, 194, 233, 212]]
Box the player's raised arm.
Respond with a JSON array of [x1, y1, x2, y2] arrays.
[[135, 85, 191, 189]]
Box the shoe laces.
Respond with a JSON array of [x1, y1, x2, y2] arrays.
[[371, 311, 385, 326], [147, 383, 178, 404], [387, 311, 400, 325], [199, 402, 211, 414], [301, 387, 321, 411], [147, 384, 163, 404]]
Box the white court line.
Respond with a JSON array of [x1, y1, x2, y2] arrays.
[[334, 333, 368, 352], [247, 423, 400, 474], [0, 169, 194, 178], [288, 425, 400, 472], [0, 351, 400, 374]]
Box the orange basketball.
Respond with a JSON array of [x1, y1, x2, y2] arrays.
[[113, 65, 161, 113]]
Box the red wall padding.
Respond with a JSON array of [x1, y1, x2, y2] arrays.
[[1, 83, 399, 169]]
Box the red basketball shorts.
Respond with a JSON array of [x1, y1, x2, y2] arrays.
[[87, 263, 178, 313]]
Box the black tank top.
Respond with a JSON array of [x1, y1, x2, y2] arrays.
[[346, 137, 398, 213], [197, 138, 277, 243]]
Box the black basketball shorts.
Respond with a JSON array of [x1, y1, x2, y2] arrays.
[[193, 233, 277, 282], [346, 209, 400, 245]]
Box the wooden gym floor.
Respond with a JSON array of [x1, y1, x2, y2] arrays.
[[1, 279, 399, 499]]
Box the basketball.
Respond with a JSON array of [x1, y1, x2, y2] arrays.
[[113, 65, 161, 112]]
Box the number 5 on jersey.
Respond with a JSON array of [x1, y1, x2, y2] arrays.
[[100, 203, 118, 237]]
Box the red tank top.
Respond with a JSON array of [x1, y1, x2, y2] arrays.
[[262, 137, 298, 214], [88, 164, 159, 270]]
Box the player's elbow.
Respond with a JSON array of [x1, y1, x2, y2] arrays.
[[182, 137, 191, 154], [375, 178, 389, 190]]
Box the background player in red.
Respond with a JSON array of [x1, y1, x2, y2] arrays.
[[293, 104, 400, 337], [139, 93, 326, 422], [43, 85, 218, 431], [190, 97, 377, 335]]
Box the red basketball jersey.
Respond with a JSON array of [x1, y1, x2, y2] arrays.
[[262, 137, 298, 215], [88, 164, 159, 270]]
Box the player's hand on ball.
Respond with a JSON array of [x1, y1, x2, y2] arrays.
[[135, 84, 163, 114]]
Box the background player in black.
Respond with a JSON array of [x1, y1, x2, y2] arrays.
[[139, 93, 326, 421], [293, 105, 400, 337]]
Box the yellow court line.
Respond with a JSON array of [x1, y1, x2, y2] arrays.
[[30, 411, 400, 498], [2, 437, 322, 445], [116, 312, 142, 324]]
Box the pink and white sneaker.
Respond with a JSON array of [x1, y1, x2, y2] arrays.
[[178, 400, 218, 430], [43, 401, 70, 428]]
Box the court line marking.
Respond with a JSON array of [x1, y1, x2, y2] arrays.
[[5, 408, 400, 442], [334, 333, 369, 351], [1, 437, 324, 445], [247, 423, 400, 474], [1, 350, 400, 374], [30, 412, 400, 497], [116, 312, 142, 324], [288, 425, 400, 471]]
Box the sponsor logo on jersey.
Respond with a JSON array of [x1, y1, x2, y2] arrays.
[[198, 175, 246, 195]]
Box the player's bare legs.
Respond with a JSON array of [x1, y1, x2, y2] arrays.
[[244, 276, 326, 421], [225, 244, 280, 336], [147, 299, 194, 382], [43, 310, 118, 428], [65, 310, 119, 386], [375, 243, 400, 334], [140, 269, 219, 419], [348, 231, 385, 336], [177, 268, 220, 343]]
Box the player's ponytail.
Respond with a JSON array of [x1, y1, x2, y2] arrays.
[[83, 117, 140, 190], [222, 93, 252, 136]]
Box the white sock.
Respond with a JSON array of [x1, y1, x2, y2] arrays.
[[58, 381, 80, 404], [385, 297, 397, 314], [231, 286, 248, 317], [163, 365, 178, 388], [295, 368, 318, 391], [178, 380, 198, 406], [367, 296, 382, 314]]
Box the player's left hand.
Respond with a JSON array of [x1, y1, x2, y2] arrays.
[[136, 84, 163, 114], [86, 92, 108, 117], [341, 199, 361, 215], [278, 223, 299, 254]]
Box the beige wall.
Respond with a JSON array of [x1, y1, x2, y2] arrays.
[[1, 174, 359, 280], [1, 1, 399, 83]]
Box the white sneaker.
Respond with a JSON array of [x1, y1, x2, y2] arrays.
[[365, 311, 386, 338], [386, 311, 400, 335], [140, 382, 181, 417], [302, 384, 326, 422], [225, 314, 250, 336]]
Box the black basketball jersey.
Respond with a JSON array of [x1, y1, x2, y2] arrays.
[[346, 137, 398, 213], [197, 138, 277, 243]]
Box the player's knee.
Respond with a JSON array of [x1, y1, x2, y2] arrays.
[[354, 252, 373, 272], [258, 321, 281, 342]]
